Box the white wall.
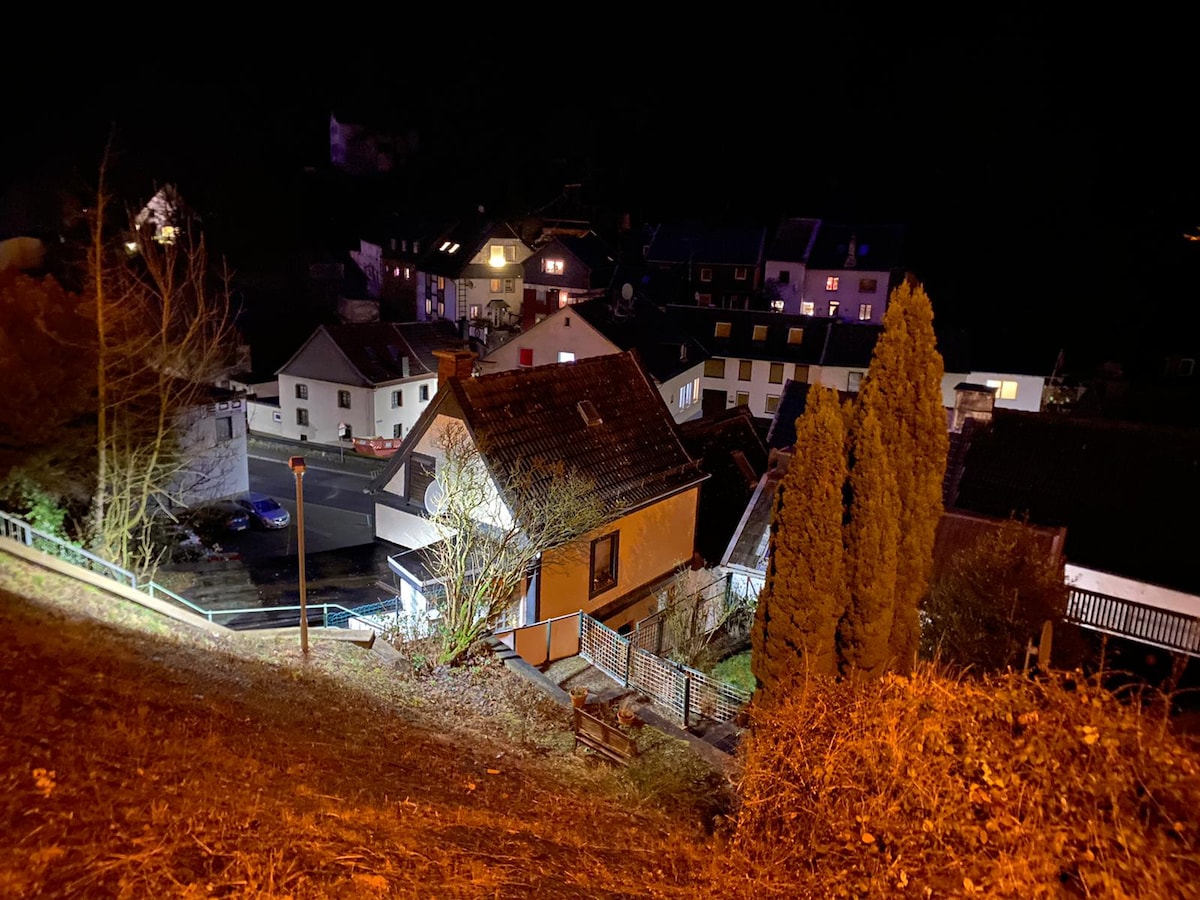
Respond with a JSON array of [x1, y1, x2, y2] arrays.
[[801, 268, 888, 323], [245, 399, 284, 436], [763, 262, 806, 314], [369, 377, 438, 442], [659, 365, 706, 423], [702, 356, 802, 419], [484, 309, 615, 371], [963, 371, 1045, 412], [172, 401, 250, 504]]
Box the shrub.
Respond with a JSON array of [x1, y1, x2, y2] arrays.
[[730, 664, 1200, 897]]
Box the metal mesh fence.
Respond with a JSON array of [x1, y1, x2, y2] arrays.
[[1067, 587, 1200, 656]]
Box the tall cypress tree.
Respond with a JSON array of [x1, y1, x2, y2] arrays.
[[853, 277, 949, 671], [837, 406, 900, 678], [751, 385, 848, 705]]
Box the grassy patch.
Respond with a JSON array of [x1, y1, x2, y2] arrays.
[[711, 650, 754, 694]]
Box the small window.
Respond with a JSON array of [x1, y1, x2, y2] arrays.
[[543, 259, 564, 275], [338, 390, 351, 409], [393, 423, 403, 439], [800, 301, 815, 316], [215, 416, 233, 441], [699, 268, 713, 282], [787, 327, 804, 345], [859, 278, 878, 292], [437, 276, 445, 290], [765, 394, 780, 414], [295, 383, 308, 400], [1181, 358, 1196, 377], [558, 351, 575, 363], [505, 279, 514, 293], [778, 270, 791, 284], [734, 267, 748, 281], [391, 390, 403, 408], [828, 300, 840, 317], [296, 408, 309, 427], [714, 322, 732, 338], [794, 364, 810, 382], [419, 384, 430, 402], [519, 347, 534, 367], [425, 297, 433, 315], [768, 362, 784, 384], [490, 278, 502, 292], [986, 379, 1019, 400], [848, 371, 864, 392], [735, 391, 749, 407], [858, 303, 873, 321], [825, 276, 840, 291], [698, 293, 713, 307], [704, 358, 726, 378], [738, 360, 753, 381], [752, 324, 768, 341], [590, 532, 619, 597], [272, 411, 282, 423], [469, 304, 482, 319]]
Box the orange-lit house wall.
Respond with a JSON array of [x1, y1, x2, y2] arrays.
[[537, 486, 700, 629]]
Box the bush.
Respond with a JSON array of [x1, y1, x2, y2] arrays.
[[730, 664, 1200, 897]]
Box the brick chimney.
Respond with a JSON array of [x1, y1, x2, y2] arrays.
[[432, 348, 477, 389]]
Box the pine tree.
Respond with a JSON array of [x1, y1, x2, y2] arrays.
[[853, 277, 949, 671], [751, 385, 848, 704], [837, 406, 901, 678]]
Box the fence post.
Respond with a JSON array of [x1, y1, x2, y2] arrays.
[[546, 618, 552, 665], [682, 672, 691, 728], [623, 639, 632, 687]]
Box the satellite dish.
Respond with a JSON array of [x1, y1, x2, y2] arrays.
[[423, 478, 446, 514], [621, 283, 633, 301]]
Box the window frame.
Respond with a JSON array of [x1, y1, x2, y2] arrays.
[[752, 324, 768, 341], [699, 267, 713, 283], [768, 362, 784, 384], [337, 390, 351, 409], [734, 267, 748, 281], [825, 276, 840, 291], [765, 394, 781, 414], [704, 358, 726, 378], [518, 347, 534, 367], [738, 360, 753, 382], [858, 303, 873, 321], [391, 390, 403, 408], [296, 408, 309, 427], [735, 391, 750, 407], [419, 384, 430, 402], [714, 321, 732, 338], [295, 383, 308, 400], [589, 531, 620, 598]]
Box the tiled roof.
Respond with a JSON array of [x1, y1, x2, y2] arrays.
[[950, 411, 1200, 594], [678, 405, 769, 566], [449, 352, 706, 512], [765, 217, 821, 263], [556, 233, 616, 272], [663, 305, 829, 363], [645, 222, 767, 266], [314, 321, 465, 384], [417, 219, 522, 279], [573, 297, 709, 382]]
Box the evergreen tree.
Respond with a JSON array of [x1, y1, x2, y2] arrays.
[[837, 407, 901, 678], [853, 277, 949, 671], [751, 385, 848, 704]]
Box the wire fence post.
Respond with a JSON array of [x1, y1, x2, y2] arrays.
[[681, 672, 691, 728], [623, 640, 632, 687]]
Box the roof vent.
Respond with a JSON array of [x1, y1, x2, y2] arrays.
[[577, 400, 602, 426]]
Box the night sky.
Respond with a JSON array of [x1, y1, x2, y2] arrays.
[[3, 20, 1197, 373]]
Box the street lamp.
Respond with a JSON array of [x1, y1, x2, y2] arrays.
[[288, 455, 309, 655]]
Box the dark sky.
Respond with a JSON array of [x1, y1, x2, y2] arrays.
[[3, 20, 1197, 370]]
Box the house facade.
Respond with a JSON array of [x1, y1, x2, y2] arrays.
[[644, 222, 767, 310], [272, 321, 466, 447], [367, 352, 708, 632], [797, 223, 905, 325], [519, 232, 615, 330], [415, 219, 532, 328], [169, 390, 250, 506]]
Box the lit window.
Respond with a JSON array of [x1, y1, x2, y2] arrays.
[[425, 298, 433, 315], [825, 276, 840, 291], [449, 243, 460, 254], [829, 300, 840, 317], [543, 259, 565, 275], [440, 241, 451, 252], [558, 351, 575, 363], [413, 241, 420, 254], [469, 304, 482, 319], [859, 278, 877, 292], [735, 391, 749, 407], [858, 303, 873, 321], [800, 301, 815, 316], [734, 267, 748, 281], [848, 371, 864, 392], [986, 379, 1019, 400], [404, 267, 411, 280], [391, 390, 403, 408], [700, 268, 713, 282], [770, 299, 784, 311], [393, 423, 403, 439], [715, 322, 732, 338], [692, 376, 700, 399], [296, 408, 309, 426], [437, 276, 445, 290], [489, 244, 508, 266], [678, 381, 693, 409], [295, 384, 308, 400], [765, 394, 780, 414], [419, 384, 430, 402], [738, 360, 753, 381], [519, 348, 534, 367], [787, 327, 804, 344], [490, 278, 502, 292], [704, 358, 726, 378], [590, 532, 619, 597], [752, 325, 768, 341], [338, 390, 351, 409], [437, 300, 444, 318], [769, 363, 784, 384], [393, 267, 401, 277]]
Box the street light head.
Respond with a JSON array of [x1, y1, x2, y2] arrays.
[[288, 455, 306, 474]]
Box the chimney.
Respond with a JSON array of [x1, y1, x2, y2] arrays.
[[433, 348, 477, 389]]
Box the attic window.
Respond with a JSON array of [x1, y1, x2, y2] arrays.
[[752, 325, 768, 341], [714, 322, 731, 338], [449, 242, 460, 254], [440, 241, 452, 252], [787, 327, 804, 344], [577, 400, 602, 426], [543, 259, 564, 275]]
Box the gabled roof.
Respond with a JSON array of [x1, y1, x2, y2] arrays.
[[765, 217, 822, 263], [572, 297, 709, 382], [370, 352, 707, 514], [645, 222, 768, 267], [417, 218, 524, 279], [949, 410, 1200, 594], [805, 223, 907, 272], [554, 233, 617, 272], [663, 305, 829, 363], [275, 321, 465, 385], [678, 405, 769, 566]]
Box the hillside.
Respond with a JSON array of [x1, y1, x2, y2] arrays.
[[0, 555, 724, 899]]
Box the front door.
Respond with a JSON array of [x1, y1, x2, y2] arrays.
[[702, 389, 727, 418]]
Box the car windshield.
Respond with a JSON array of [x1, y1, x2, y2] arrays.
[[252, 498, 281, 513]]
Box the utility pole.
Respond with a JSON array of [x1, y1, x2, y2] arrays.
[[288, 456, 309, 655]]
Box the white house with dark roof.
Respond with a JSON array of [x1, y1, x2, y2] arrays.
[[272, 321, 467, 447], [414, 217, 532, 327], [799, 223, 905, 325]]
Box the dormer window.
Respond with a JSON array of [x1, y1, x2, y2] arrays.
[[714, 322, 732, 338], [440, 241, 452, 252], [489, 244, 515, 267], [787, 327, 804, 345], [577, 400, 602, 426], [543, 259, 565, 275], [752, 325, 768, 341]]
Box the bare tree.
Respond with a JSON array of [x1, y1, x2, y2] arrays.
[[422, 421, 610, 665]]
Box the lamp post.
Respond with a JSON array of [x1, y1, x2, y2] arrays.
[[288, 455, 309, 655]]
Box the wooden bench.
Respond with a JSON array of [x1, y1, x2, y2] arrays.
[[572, 707, 638, 765]]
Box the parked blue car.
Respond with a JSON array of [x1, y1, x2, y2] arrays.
[[237, 492, 291, 529]]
